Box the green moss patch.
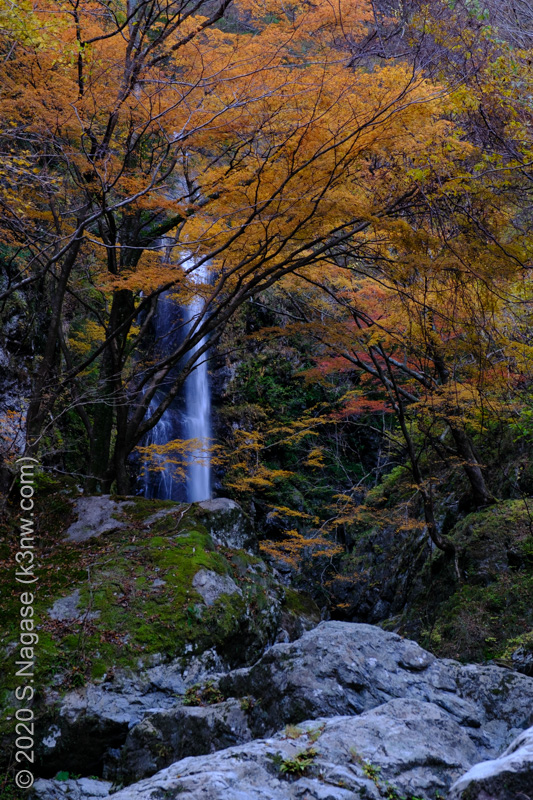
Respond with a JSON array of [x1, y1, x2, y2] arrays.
[[284, 588, 320, 620], [422, 571, 533, 662], [409, 500, 533, 662], [0, 492, 284, 751]]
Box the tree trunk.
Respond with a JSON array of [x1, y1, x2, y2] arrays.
[[449, 423, 494, 507], [377, 350, 456, 557], [26, 234, 83, 453], [87, 356, 114, 493], [112, 445, 131, 495], [88, 288, 135, 491]]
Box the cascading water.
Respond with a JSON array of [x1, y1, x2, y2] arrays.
[[141, 257, 212, 502], [182, 260, 212, 502], [140, 291, 184, 502], [142, 390, 178, 500]]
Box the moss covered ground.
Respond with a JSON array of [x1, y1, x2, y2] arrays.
[[0, 486, 291, 748], [408, 500, 533, 663]]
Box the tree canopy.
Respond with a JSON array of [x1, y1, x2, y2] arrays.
[[1, 0, 532, 531]]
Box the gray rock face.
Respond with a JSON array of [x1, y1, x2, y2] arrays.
[[449, 724, 533, 800], [142, 505, 181, 528], [512, 643, 533, 677], [330, 524, 430, 624], [38, 649, 231, 776], [31, 778, 112, 800], [221, 621, 533, 757], [104, 700, 480, 800], [30, 622, 533, 800], [48, 589, 100, 621], [197, 498, 254, 549], [65, 496, 134, 542], [0, 317, 30, 486], [192, 569, 241, 606], [39, 668, 201, 776], [120, 699, 252, 782]]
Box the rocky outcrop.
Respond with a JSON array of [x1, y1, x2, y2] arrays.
[[197, 498, 255, 550], [39, 671, 182, 776], [220, 621, 533, 755], [332, 499, 533, 669], [511, 636, 533, 677], [65, 496, 135, 542], [330, 522, 430, 624], [0, 288, 32, 491], [191, 569, 241, 606], [120, 699, 252, 783], [449, 724, 533, 800], [36, 613, 275, 777], [30, 622, 533, 800], [11, 496, 319, 783], [32, 777, 112, 800], [106, 700, 481, 800], [19, 492, 533, 800], [33, 702, 533, 800]]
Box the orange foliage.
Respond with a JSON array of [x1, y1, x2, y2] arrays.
[[260, 529, 343, 569]]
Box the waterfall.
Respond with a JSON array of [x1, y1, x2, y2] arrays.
[[182, 260, 212, 502], [141, 257, 212, 502], [142, 390, 180, 501]]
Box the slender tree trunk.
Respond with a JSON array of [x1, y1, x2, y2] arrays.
[[26, 234, 83, 453], [377, 348, 456, 557], [448, 423, 494, 506], [88, 288, 135, 491], [401, 420, 456, 557], [87, 351, 114, 493], [429, 332, 494, 507], [112, 442, 131, 495]]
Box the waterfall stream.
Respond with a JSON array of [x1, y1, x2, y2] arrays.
[[182, 260, 212, 502], [141, 258, 212, 502]]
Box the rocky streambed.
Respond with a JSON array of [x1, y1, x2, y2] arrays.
[[2, 493, 532, 799], [31, 622, 533, 800]]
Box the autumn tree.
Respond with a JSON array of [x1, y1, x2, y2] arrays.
[[222, 4, 533, 558], [0, 0, 464, 492]]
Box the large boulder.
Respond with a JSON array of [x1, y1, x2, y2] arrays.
[[29, 622, 533, 800], [220, 621, 533, 757], [65, 496, 134, 541], [119, 699, 252, 783], [31, 777, 112, 800], [91, 700, 482, 800], [39, 672, 183, 776], [449, 724, 533, 800], [197, 498, 255, 550]]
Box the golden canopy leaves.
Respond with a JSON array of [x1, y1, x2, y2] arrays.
[[3, 0, 532, 506]]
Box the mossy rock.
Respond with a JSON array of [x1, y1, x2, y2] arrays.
[[0, 492, 290, 774], [404, 500, 533, 663], [452, 500, 533, 576], [284, 588, 320, 619]]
